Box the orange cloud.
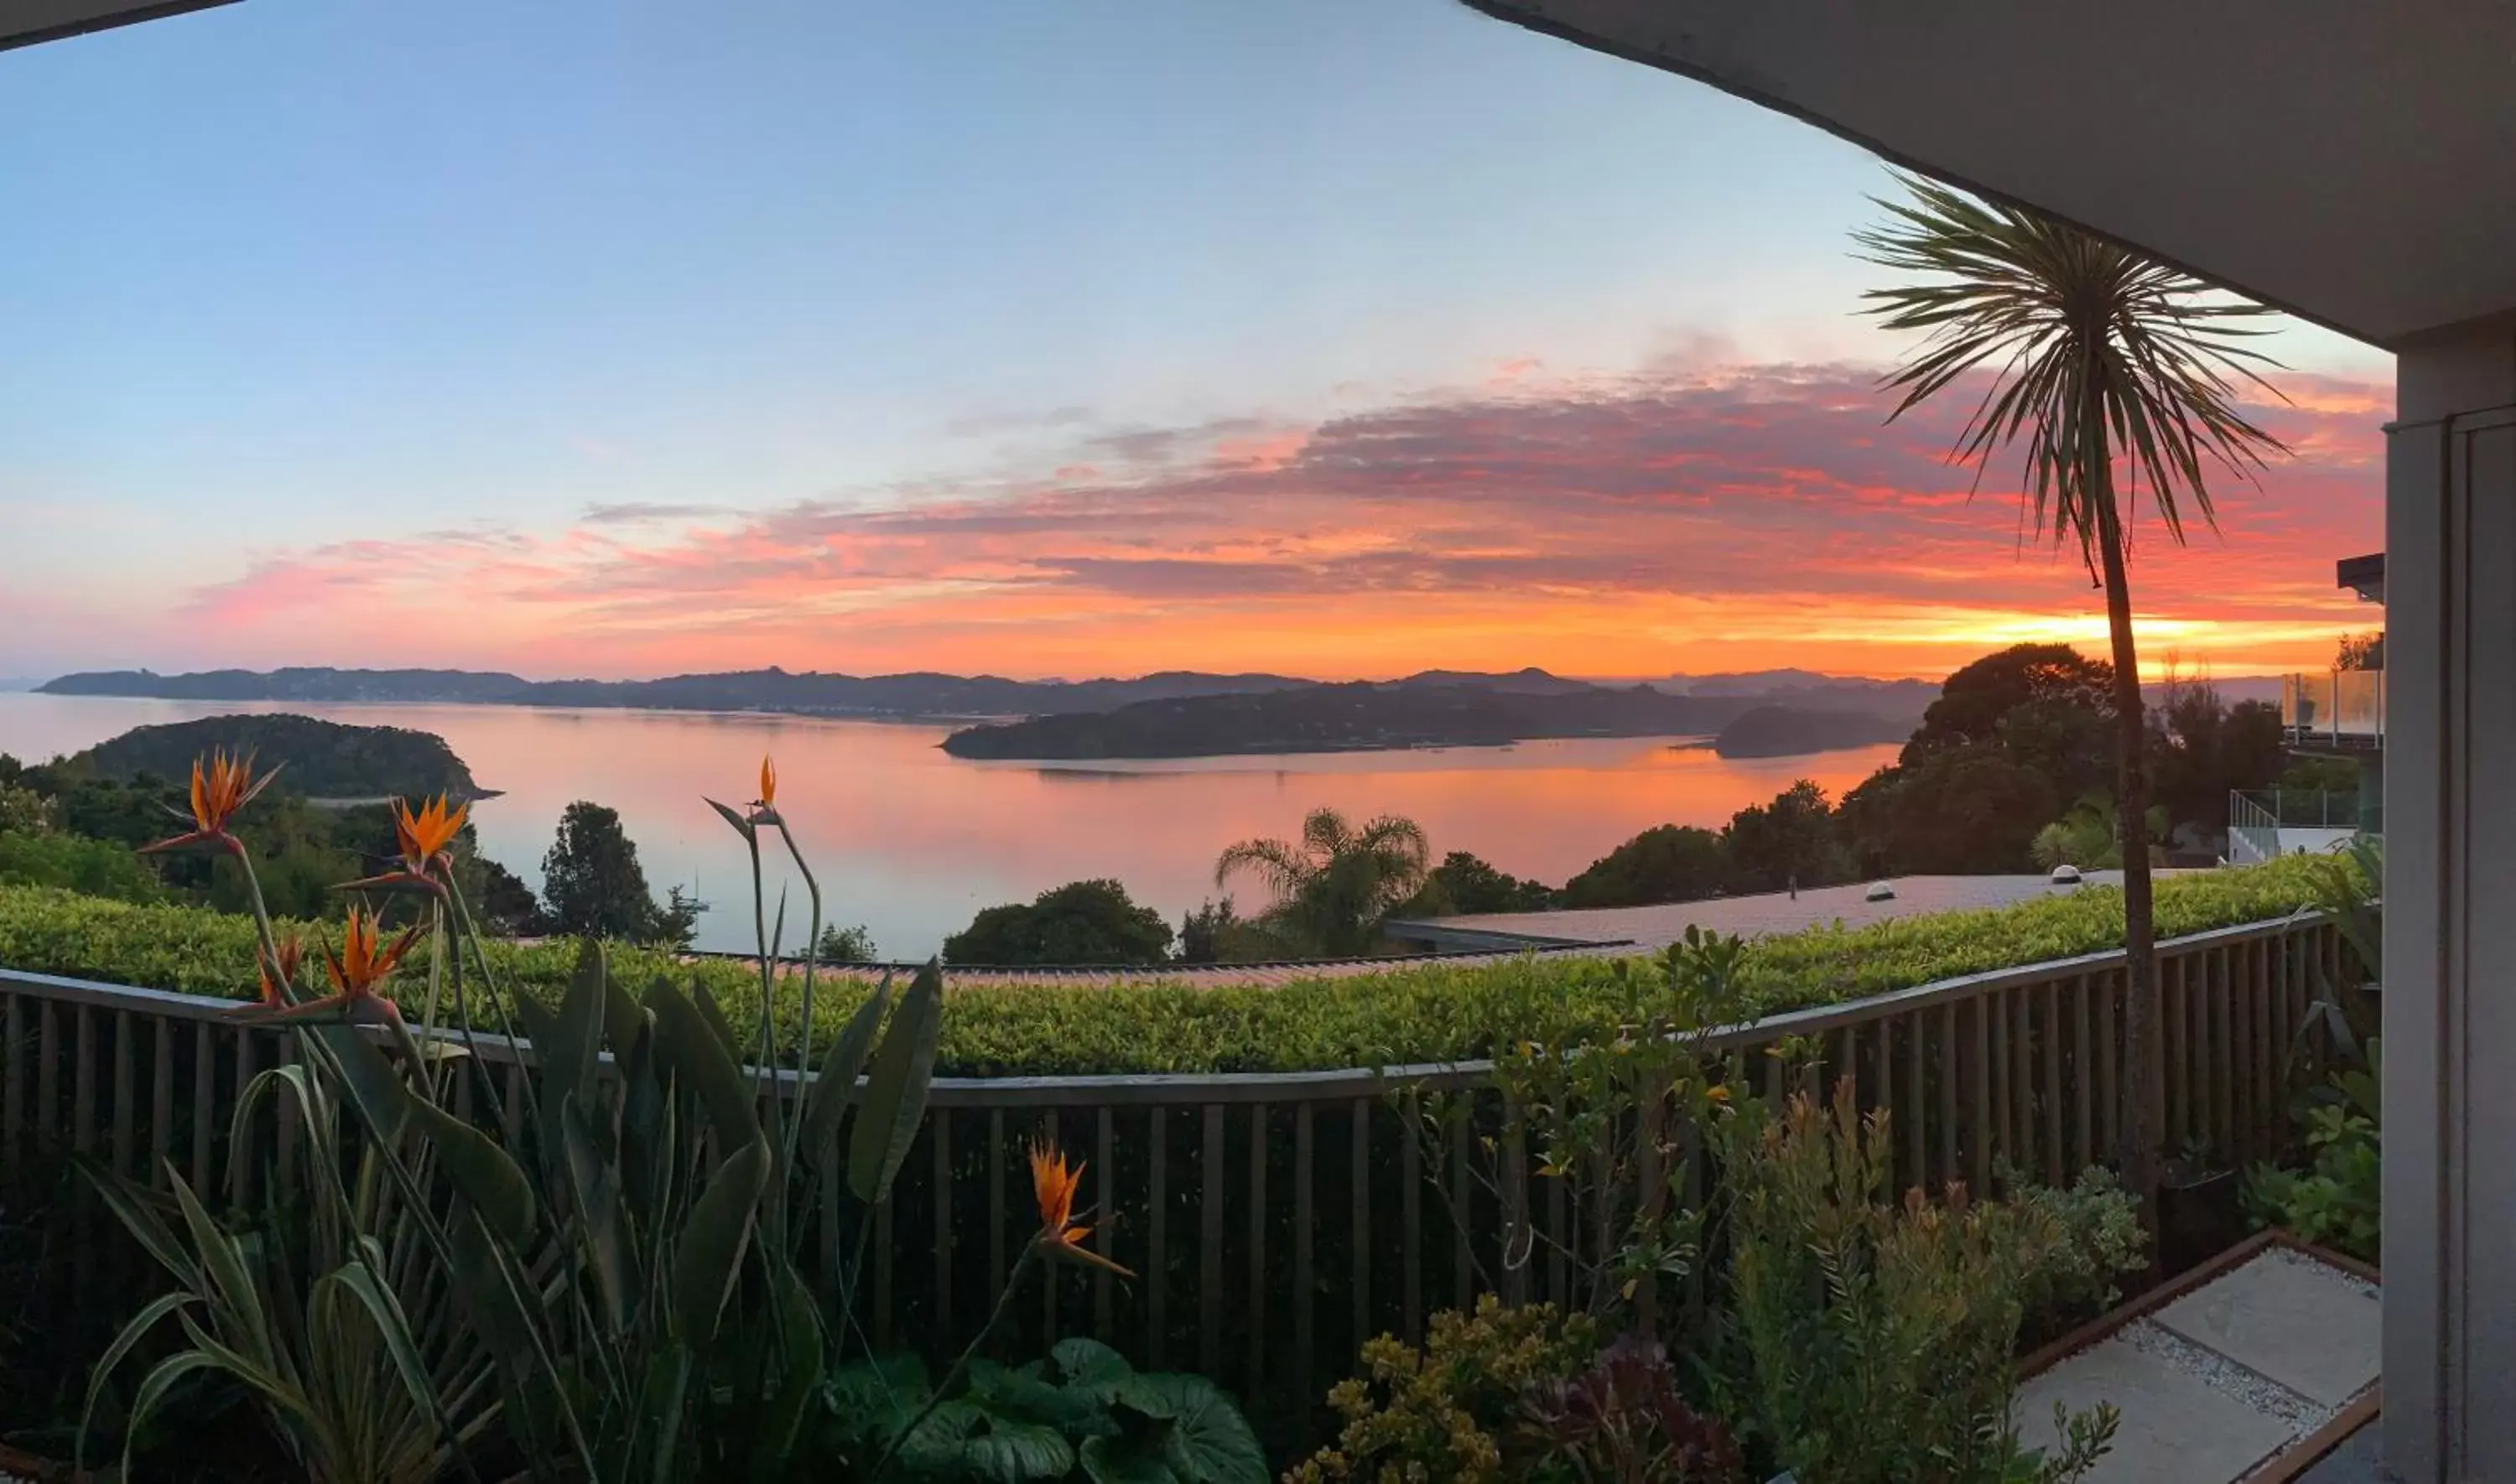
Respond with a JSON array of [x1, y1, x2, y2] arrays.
[[153, 361, 2384, 682]]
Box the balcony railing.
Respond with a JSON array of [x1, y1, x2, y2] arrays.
[[2228, 788, 2371, 864], [2283, 669, 2384, 747]]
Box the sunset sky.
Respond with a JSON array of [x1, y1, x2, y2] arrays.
[[0, 0, 2389, 685]]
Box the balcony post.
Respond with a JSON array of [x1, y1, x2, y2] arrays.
[[2384, 323, 2516, 1481]]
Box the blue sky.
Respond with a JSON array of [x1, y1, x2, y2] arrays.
[[0, 0, 2389, 680]]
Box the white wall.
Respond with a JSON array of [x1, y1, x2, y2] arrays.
[[2385, 320, 2516, 1481]]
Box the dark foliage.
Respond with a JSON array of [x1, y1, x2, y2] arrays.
[[944, 879, 1176, 966], [1560, 826, 1726, 910], [1522, 1336, 1743, 1483], [539, 799, 689, 945], [1417, 851, 1557, 915], [1719, 781, 1853, 894]]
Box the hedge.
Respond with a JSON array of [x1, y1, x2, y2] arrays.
[[0, 856, 2342, 1077]]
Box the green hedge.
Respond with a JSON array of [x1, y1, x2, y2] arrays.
[[0, 857, 2338, 1077]]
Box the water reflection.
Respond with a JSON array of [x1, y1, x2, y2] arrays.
[[0, 694, 1898, 957]]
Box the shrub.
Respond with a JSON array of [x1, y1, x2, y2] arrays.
[[0, 830, 164, 904], [0, 854, 2340, 1077], [1718, 1082, 2124, 1484], [1287, 1296, 1598, 1484], [1521, 1336, 1742, 1483], [2245, 1048, 2381, 1263]]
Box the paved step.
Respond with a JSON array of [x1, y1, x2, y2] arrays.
[[2014, 1247, 2379, 1483]]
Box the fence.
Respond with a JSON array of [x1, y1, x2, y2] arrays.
[[0, 909, 2347, 1440]]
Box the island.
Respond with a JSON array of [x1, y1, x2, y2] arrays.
[[62, 713, 488, 801], [938, 680, 1923, 760], [1708, 705, 1910, 758]]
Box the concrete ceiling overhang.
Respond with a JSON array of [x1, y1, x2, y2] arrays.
[[1462, 0, 2516, 350], [3, 0, 232, 53]]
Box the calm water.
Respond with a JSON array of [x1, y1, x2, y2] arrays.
[[0, 693, 1898, 957]]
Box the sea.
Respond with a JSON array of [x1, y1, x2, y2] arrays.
[[0, 693, 1900, 958]]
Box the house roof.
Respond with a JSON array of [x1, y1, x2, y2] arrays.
[[1459, 0, 2516, 348], [1, 0, 234, 53], [1388, 872, 2151, 954]]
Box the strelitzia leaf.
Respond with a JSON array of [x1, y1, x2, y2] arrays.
[[693, 979, 745, 1061], [646, 978, 760, 1146], [79, 1289, 195, 1470], [561, 1089, 630, 1335], [804, 971, 892, 1173], [107, 1349, 231, 1482], [310, 1021, 409, 1145], [86, 1163, 200, 1292], [704, 796, 756, 839], [670, 1136, 769, 1350], [322, 1248, 445, 1441], [409, 1095, 538, 1248], [848, 960, 944, 1205]]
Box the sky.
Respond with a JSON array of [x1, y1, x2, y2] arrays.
[[0, 0, 2392, 685]]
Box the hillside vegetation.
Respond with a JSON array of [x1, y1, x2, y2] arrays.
[[62, 713, 484, 800]]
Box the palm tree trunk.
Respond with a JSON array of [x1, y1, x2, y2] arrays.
[[2093, 475, 2164, 1225]]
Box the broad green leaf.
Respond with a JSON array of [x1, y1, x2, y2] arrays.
[[803, 972, 892, 1175], [310, 1021, 409, 1144], [669, 1136, 768, 1350], [1138, 1375, 1265, 1484], [749, 1263, 829, 1474], [561, 1090, 629, 1334], [409, 1095, 538, 1248], [1079, 1432, 1180, 1484], [646, 979, 759, 1146], [962, 1419, 1077, 1484], [1053, 1336, 1134, 1389], [848, 959, 944, 1204], [600, 966, 648, 1060], [510, 994, 559, 1062], [449, 1211, 537, 1369], [693, 979, 745, 1060], [617, 1022, 669, 1227]]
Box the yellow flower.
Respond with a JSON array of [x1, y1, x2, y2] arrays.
[[143, 750, 280, 855], [244, 907, 422, 1025], [1027, 1138, 1132, 1277]]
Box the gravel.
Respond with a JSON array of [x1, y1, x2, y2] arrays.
[[2122, 1316, 2335, 1435]]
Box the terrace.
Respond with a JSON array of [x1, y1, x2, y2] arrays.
[[0, 1, 2464, 1481]]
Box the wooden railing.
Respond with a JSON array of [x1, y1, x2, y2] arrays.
[[0, 910, 2347, 1436]]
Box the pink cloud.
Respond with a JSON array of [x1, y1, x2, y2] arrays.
[[128, 361, 2384, 682]]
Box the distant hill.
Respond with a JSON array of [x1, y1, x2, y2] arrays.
[[65, 713, 485, 800], [1393, 667, 1598, 696], [941, 682, 1776, 760], [1710, 705, 1909, 759], [40, 665, 1313, 718], [43, 667, 533, 703]]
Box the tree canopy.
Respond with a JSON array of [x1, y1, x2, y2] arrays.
[[540, 800, 690, 947], [1215, 807, 1432, 957], [943, 879, 1175, 966]]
